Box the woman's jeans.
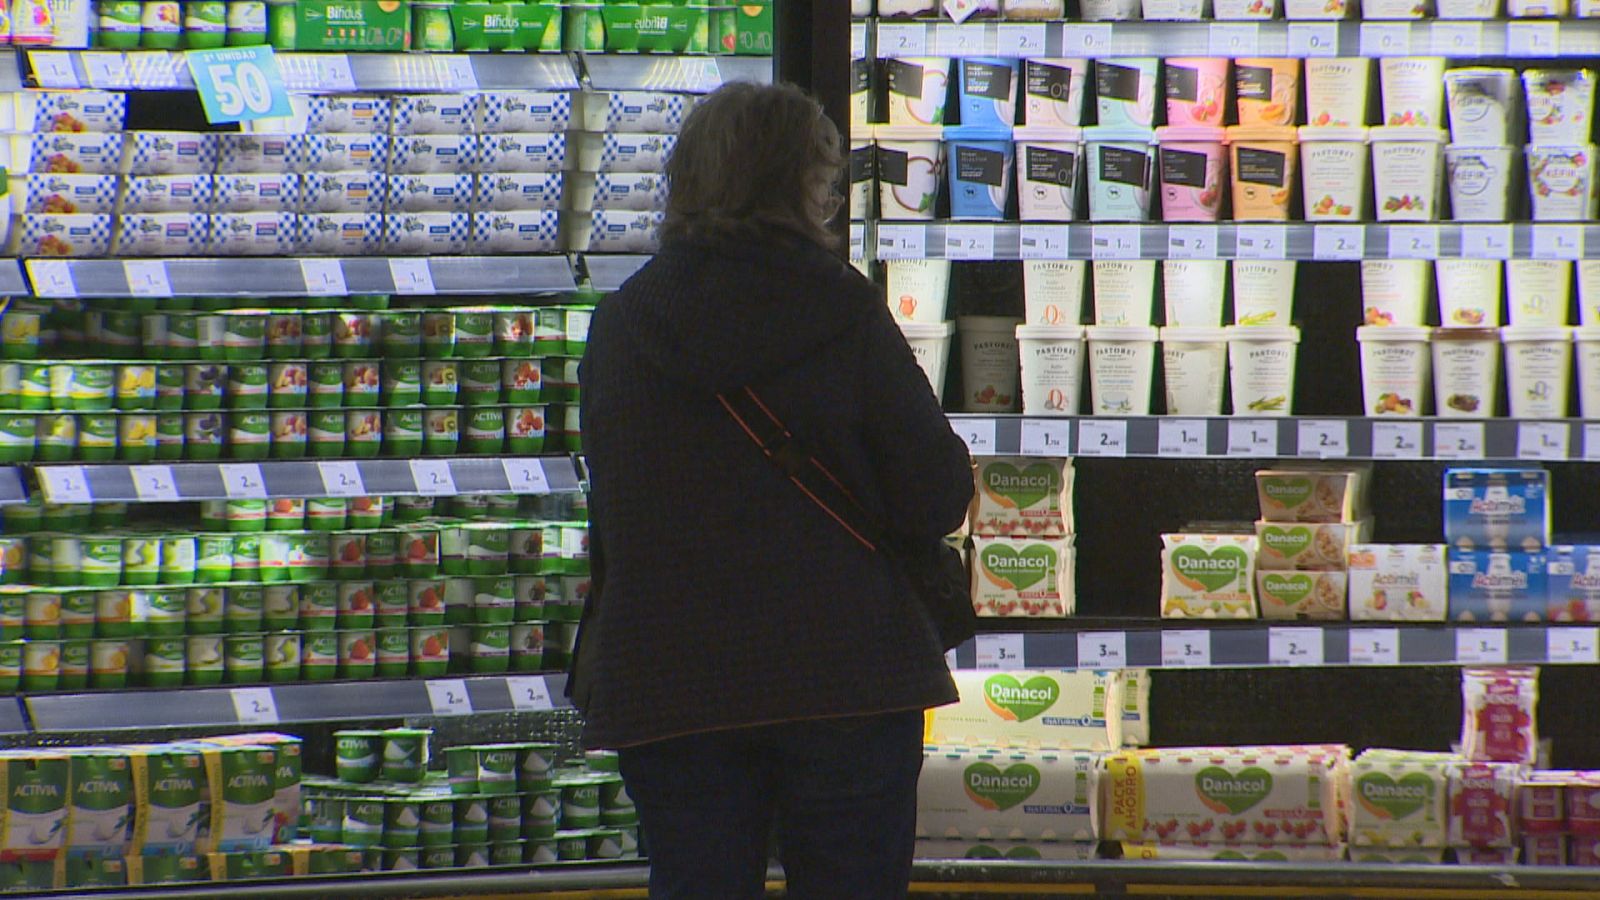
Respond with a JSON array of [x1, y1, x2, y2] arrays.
[[617, 709, 925, 900]]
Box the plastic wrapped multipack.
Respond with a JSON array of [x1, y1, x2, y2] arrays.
[[970, 456, 1075, 538], [925, 669, 1123, 751], [1460, 667, 1538, 764], [1160, 534, 1257, 618], [1349, 749, 1458, 848], [917, 745, 1098, 842], [971, 536, 1075, 617]]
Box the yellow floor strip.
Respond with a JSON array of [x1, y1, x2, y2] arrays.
[[909, 883, 1098, 895]]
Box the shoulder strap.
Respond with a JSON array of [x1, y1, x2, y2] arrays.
[[717, 386, 886, 554]]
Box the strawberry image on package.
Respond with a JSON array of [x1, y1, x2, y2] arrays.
[[970, 457, 1074, 538], [916, 746, 1099, 842], [1121, 841, 1347, 861], [1102, 745, 1349, 846], [926, 670, 1123, 751], [1448, 761, 1523, 849], [971, 536, 1074, 617], [1460, 667, 1538, 764]]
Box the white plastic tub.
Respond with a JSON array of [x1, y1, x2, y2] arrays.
[[958, 316, 1024, 412], [1085, 325, 1158, 415], [1436, 259, 1503, 327], [1358, 325, 1434, 416], [1505, 260, 1573, 326], [1016, 325, 1086, 414], [1502, 325, 1573, 418], [1092, 260, 1156, 326], [1160, 326, 1228, 415], [1024, 261, 1086, 326], [1162, 260, 1226, 327], [1227, 325, 1300, 416], [1361, 260, 1432, 327], [900, 322, 954, 403], [1432, 328, 1500, 418]]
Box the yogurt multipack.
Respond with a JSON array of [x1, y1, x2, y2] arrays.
[[1444, 467, 1551, 552], [477, 91, 575, 133], [971, 536, 1074, 617], [391, 93, 476, 135], [211, 174, 300, 214], [1347, 543, 1449, 621], [1547, 544, 1600, 622], [1160, 533, 1257, 618], [26, 174, 120, 214], [390, 174, 477, 213], [474, 173, 565, 212], [29, 133, 125, 175], [0, 750, 70, 856], [924, 669, 1123, 751], [62, 749, 135, 856], [1448, 761, 1523, 849], [126, 744, 206, 855], [970, 456, 1074, 539], [1255, 519, 1372, 570], [578, 91, 692, 133], [566, 173, 664, 212], [123, 174, 218, 214], [1256, 466, 1372, 523], [1255, 569, 1348, 620], [17, 90, 128, 133], [1447, 550, 1549, 622], [1349, 749, 1456, 849], [917, 745, 1098, 842]]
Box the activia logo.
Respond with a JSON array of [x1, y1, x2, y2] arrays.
[[982, 546, 1055, 592], [982, 674, 1060, 722], [964, 763, 1040, 811], [1171, 546, 1248, 592], [1262, 526, 1312, 557], [1356, 773, 1432, 820], [1195, 767, 1272, 815], [1261, 478, 1313, 508], [1262, 573, 1314, 604], [983, 463, 1056, 510]]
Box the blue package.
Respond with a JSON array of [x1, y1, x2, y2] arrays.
[[943, 132, 1014, 220], [1546, 545, 1600, 622], [1447, 550, 1548, 622], [958, 58, 1020, 131], [1443, 467, 1550, 552]]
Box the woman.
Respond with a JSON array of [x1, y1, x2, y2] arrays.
[[574, 82, 973, 899]]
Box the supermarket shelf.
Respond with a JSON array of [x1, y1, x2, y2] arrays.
[[870, 18, 1600, 58], [0, 260, 29, 297], [0, 699, 26, 735], [31, 456, 581, 504], [581, 54, 773, 92], [23, 256, 578, 299], [22, 49, 580, 92], [581, 254, 651, 292], [0, 468, 26, 506], [25, 673, 571, 733], [873, 222, 1592, 261], [950, 622, 1600, 671]]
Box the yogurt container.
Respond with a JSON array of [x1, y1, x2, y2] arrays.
[[20, 215, 113, 257], [1155, 126, 1225, 222], [123, 132, 218, 176], [295, 95, 391, 134], [1225, 126, 1298, 221], [1445, 69, 1519, 146], [1509, 0, 1570, 12], [1527, 145, 1598, 221], [1357, 325, 1434, 416], [957, 316, 1023, 412], [1232, 261, 1297, 327], [17, 91, 127, 133], [1094, 59, 1159, 128], [1015, 325, 1085, 414], [850, 143, 872, 219], [1024, 261, 1086, 325], [1380, 58, 1446, 128], [886, 260, 950, 323], [1446, 145, 1517, 221], [471, 211, 563, 254], [211, 213, 300, 256], [301, 173, 386, 214], [884, 57, 950, 127], [1214, 0, 1276, 15], [1502, 326, 1573, 418], [1234, 59, 1300, 128], [1506, 260, 1573, 326], [384, 214, 469, 255], [29, 133, 125, 175], [388, 135, 472, 175], [1227, 325, 1301, 415], [944, 131, 1014, 220], [391, 94, 474, 136], [301, 214, 383, 255], [1164, 260, 1226, 326], [215, 134, 300, 174], [478, 173, 566, 213], [1283, 0, 1354, 17], [109, 175, 198, 214], [1433, 328, 1501, 418], [1370, 127, 1447, 222], [1437, 259, 1503, 327], [1083, 126, 1155, 221], [1013, 126, 1081, 220], [1164, 58, 1229, 127], [1574, 327, 1600, 416], [1085, 326, 1158, 415], [1437, 0, 1500, 13], [1305, 58, 1372, 129], [1081, 0, 1142, 16], [1362, 260, 1433, 326], [957, 59, 1019, 132], [900, 322, 954, 402], [1366, 0, 1432, 14], [1024, 59, 1088, 128], [575, 91, 686, 134], [114, 214, 209, 256], [1160, 326, 1228, 415], [1524, 70, 1594, 145], [874, 126, 943, 219], [477, 91, 575, 133], [1093, 260, 1156, 325], [1299, 126, 1369, 221]]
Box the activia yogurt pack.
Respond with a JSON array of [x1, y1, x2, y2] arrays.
[[925, 669, 1124, 751]]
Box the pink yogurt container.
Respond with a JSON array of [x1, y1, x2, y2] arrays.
[[1164, 58, 1231, 127], [1156, 126, 1227, 221]]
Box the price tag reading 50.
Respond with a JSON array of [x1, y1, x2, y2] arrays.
[[186, 46, 292, 124]]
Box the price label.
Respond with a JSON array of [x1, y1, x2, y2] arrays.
[[1506, 21, 1559, 57], [876, 224, 926, 260], [1532, 224, 1583, 260], [314, 54, 357, 91], [1434, 422, 1485, 460], [388, 258, 436, 294], [1387, 225, 1439, 260], [1360, 23, 1412, 56], [433, 55, 480, 90], [1077, 632, 1128, 670], [1548, 627, 1600, 664], [1287, 23, 1338, 57], [1313, 225, 1365, 261], [945, 649, 960, 670], [29, 51, 80, 88], [1297, 420, 1349, 458], [1268, 627, 1325, 667], [935, 24, 985, 56], [975, 633, 1025, 669], [996, 24, 1047, 56], [1460, 224, 1512, 260], [186, 46, 292, 124], [300, 258, 348, 296], [505, 675, 555, 711], [124, 260, 174, 298], [1585, 423, 1600, 462], [1019, 224, 1070, 260], [317, 461, 366, 497], [1373, 421, 1423, 459], [1020, 419, 1072, 456], [1167, 225, 1218, 260], [878, 23, 928, 56], [425, 679, 475, 716], [848, 222, 865, 261], [1234, 225, 1286, 260], [219, 463, 267, 499], [1208, 24, 1260, 55], [81, 51, 133, 88], [230, 687, 280, 725], [28, 260, 76, 298], [502, 458, 552, 494], [850, 22, 868, 59], [38, 467, 92, 504], [410, 459, 457, 497], [945, 225, 996, 261], [958, 418, 998, 456], [1077, 420, 1128, 457], [1061, 24, 1113, 56], [1161, 630, 1212, 667], [1517, 422, 1569, 461], [1226, 420, 1278, 457], [1348, 628, 1401, 666], [1456, 628, 1508, 664], [1092, 225, 1141, 260], [1157, 419, 1207, 457], [1429, 22, 1483, 56], [131, 50, 181, 89], [130, 465, 181, 502]]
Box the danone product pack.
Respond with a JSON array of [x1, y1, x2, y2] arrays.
[[925, 670, 1123, 751], [1444, 467, 1551, 553], [1255, 466, 1372, 524], [1347, 544, 1449, 621], [970, 457, 1074, 539], [1121, 669, 1151, 747], [1160, 534, 1257, 618], [1349, 750, 1456, 849], [971, 536, 1074, 617], [1447, 550, 1549, 622], [916, 746, 1098, 842], [1546, 545, 1600, 622], [0, 750, 70, 857], [1448, 762, 1523, 849], [1120, 841, 1346, 861]]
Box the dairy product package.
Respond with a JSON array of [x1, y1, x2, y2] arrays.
[[1121, 841, 1347, 861], [211, 174, 300, 214], [0, 750, 70, 855], [1443, 467, 1551, 552], [126, 745, 205, 855], [477, 133, 569, 174], [572, 132, 678, 174], [299, 213, 383, 255], [1448, 550, 1549, 622], [471, 211, 563, 253], [196, 733, 301, 844], [1524, 69, 1594, 144], [573, 210, 664, 254], [1447, 761, 1522, 848], [917, 745, 1098, 842], [473, 173, 565, 212], [1347, 544, 1449, 621], [925, 669, 1123, 750], [19, 214, 114, 257], [18, 90, 128, 133], [1160, 533, 1257, 618], [566, 173, 665, 212], [388, 174, 476, 213], [211, 213, 301, 256], [475, 91, 575, 133], [1516, 769, 1600, 834], [1460, 667, 1538, 764], [124, 132, 219, 176], [971, 457, 1074, 538], [190, 743, 277, 853], [1256, 466, 1372, 523], [1121, 669, 1150, 747], [1102, 745, 1349, 845], [300, 172, 387, 214], [1256, 519, 1372, 570], [122, 175, 216, 214], [1546, 544, 1600, 621], [391, 94, 476, 135], [578, 91, 693, 133], [27, 174, 120, 214], [1255, 569, 1348, 620], [301, 133, 392, 174], [1443, 68, 1519, 145], [29, 133, 125, 175], [971, 536, 1075, 617], [63, 749, 134, 855], [295, 94, 392, 134], [1349, 749, 1456, 848], [114, 214, 211, 257], [215, 134, 302, 174], [384, 213, 469, 255], [916, 839, 1097, 860], [1523, 833, 1568, 865]]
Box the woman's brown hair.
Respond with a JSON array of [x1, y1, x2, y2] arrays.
[[662, 81, 844, 249]]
